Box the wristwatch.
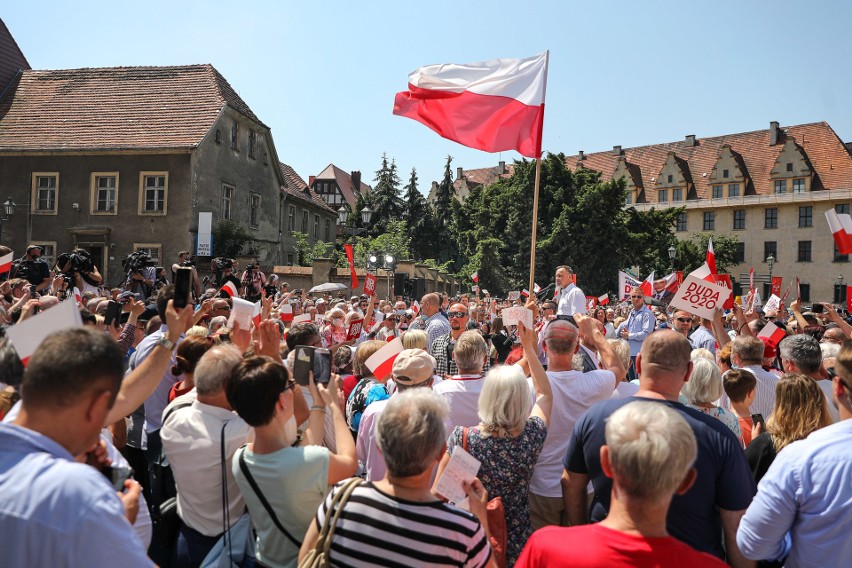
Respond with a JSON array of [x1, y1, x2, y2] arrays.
[[156, 336, 177, 351]]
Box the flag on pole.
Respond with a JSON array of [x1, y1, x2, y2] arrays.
[[640, 272, 654, 297], [687, 263, 715, 283], [533, 283, 541, 294], [749, 268, 755, 293], [706, 239, 717, 274], [825, 209, 852, 254], [6, 299, 82, 366], [411, 300, 420, 315], [0, 251, 12, 274], [220, 281, 238, 298], [72, 287, 82, 305], [521, 289, 530, 298], [471, 271, 479, 283], [393, 52, 548, 158], [365, 337, 405, 381], [344, 244, 359, 289], [598, 293, 609, 306], [586, 296, 597, 310]]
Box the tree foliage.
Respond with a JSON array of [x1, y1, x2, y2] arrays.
[[292, 231, 333, 266], [212, 220, 252, 258], [369, 153, 403, 236]]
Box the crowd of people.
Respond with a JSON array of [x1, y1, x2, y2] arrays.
[[1, 248, 850, 568]]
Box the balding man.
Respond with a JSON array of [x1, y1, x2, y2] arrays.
[[417, 293, 451, 351], [719, 336, 780, 418], [431, 303, 490, 378], [563, 330, 755, 566], [779, 334, 838, 423], [528, 316, 624, 530], [671, 309, 693, 338]]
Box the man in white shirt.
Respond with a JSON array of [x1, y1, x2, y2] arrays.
[[528, 316, 624, 529], [432, 331, 489, 429], [718, 336, 780, 418], [161, 344, 252, 567], [555, 265, 586, 317], [778, 334, 839, 422]]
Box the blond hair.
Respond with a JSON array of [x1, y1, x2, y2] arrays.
[[766, 373, 832, 452]]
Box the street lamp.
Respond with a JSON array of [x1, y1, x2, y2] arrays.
[[766, 254, 775, 278], [337, 205, 373, 238], [0, 197, 16, 245], [667, 245, 677, 272]]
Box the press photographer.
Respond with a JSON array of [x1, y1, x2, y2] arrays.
[[211, 256, 240, 296], [10, 245, 51, 293], [56, 248, 102, 295], [240, 259, 266, 302], [121, 251, 157, 300], [171, 250, 202, 300]]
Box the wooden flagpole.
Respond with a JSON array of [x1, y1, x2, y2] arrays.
[[528, 157, 542, 297]]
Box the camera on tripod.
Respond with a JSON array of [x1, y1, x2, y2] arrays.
[[56, 249, 94, 275], [121, 251, 157, 275]]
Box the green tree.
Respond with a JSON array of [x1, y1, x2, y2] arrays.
[[292, 231, 333, 266], [369, 153, 403, 235], [212, 219, 252, 258], [623, 206, 683, 276], [433, 155, 454, 229], [402, 166, 435, 260], [674, 233, 741, 275]]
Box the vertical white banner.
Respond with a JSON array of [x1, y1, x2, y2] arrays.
[[197, 212, 213, 257]]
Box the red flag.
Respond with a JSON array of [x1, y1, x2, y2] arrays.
[[712, 274, 735, 309], [365, 337, 404, 381], [393, 52, 548, 158], [796, 276, 801, 301], [771, 277, 782, 297], [597, 294, 609, 306], [0, 251, 12, 274], [219, 281, 238, 298], [847, 286, 852, 313], [781, 282, 793, 303], [344, 244, 359, 289], [757, 321, 786, 347], [363, 273, 377, 297], [639, 272, 654, 297], [749, 268, 755, 293], [825, 209, 852, 254], [706, 238, 717, 275], [675, 271, 684, 286]]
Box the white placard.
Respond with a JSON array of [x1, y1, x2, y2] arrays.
[[507, 291, 521, 301], [293, 313, 312, 323], [6, 299, 82, 364], [228, 296, 256, 330], [668, 275, 732, 320], [764, 294, 781, 313], [197, 212, 212, 257], [434, 445, 481, 504], [502, 306, 534, 329]]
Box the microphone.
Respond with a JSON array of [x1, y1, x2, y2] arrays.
[[536, 283, 556, 302]]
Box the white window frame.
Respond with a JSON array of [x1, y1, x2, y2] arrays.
[[222, 184, 235, 220], [31, 172, 59, 215], [133, 243, 162, 266], [90, 172, 119, 215], [138, 171, 169, 215], [250, 193, 261, 228]]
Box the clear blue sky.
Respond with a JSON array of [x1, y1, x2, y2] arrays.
[[5, 1, 852, 192]]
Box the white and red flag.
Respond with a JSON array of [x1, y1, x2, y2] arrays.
[[825, 209, 852, 254], [533, 283, 541, 294], [365, 337, 404, 381], [597, 294, 609, 306], [639, 272, 654, 297], [279, 303, 293, 322], [393, 52, 548, 158], [6, 299, 82, 366], [521, 289, 530, 298], [688, 263, 716, 283], [471, 271, 479, 283], [72, 287, 82, 305], [660, 272, 680, 294], [411, 300, 420, 315], [757, 321, 786, 347], [0, 251, 12, 274], [706, 239, 717, 275], [220, 281, 238, 298]]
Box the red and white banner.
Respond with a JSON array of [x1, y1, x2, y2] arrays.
[[363, 273, 377, 297], [220, 281, 238, 298], [660, 272, 680, 294], [471, 271, 479, 282], [346, 319, 364, 341], [706, 239, 717, 275], [669, 275, 732, 320], [771, 276, 782, 297], [344, 244, 359, 289], [365, 337, 405, 381], [597, 293, 609, 306], [711, 274, 735, 310], [411, 300, 420, 315], [825, 209, 852, 254], [757, 321, 786, 347], [688, 263, 716, 283], [618, 271, 642, 301], [393, 52, 548, 158], [640, 271, 654, 297], [586, 296, 597, 310], [0, 251, 12, 274], [6, 299, 82, 366], [521, 289, 530, 298]]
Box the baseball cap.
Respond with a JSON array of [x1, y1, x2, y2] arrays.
[[759, 336, 778, 359], [392, 349, 436, 385]]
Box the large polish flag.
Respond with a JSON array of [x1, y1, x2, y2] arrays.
[[757, 321, 786, 347], [7, 299, 82, 366], [688, 263, 716, 283], [365, 337, 405, 382], [393, 52, 548, 158], [639, 272, 654, 297], [706, 239, 717, 274], [0, 251, 13, 274], [220, 281, 238, 298], [825, 209, 852, 254]]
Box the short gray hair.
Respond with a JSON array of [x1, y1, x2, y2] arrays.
[[608, 339, 630, 371], [820, 342, 841, 360], [605, 401, 697, 501], [478, 365, 530, 438], [194, 344, 242, 395], [376, 389, 448, 477], [681, 358, 722, 404], [453, 331, 488, 372], [779, 334, 821, 374], [402, 329, 427, 350]]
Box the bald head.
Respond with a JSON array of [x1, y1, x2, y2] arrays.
[[637, 330, 692, 380], [421, 293, 440, 317], [543, 320, 579, 356]]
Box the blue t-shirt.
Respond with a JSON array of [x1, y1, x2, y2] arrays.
[[564, 397, 756, 559]]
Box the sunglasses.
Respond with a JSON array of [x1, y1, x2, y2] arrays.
[[675, 317, 692, 323], [448, 311, 468, 318], [630, 296, 643, 299]]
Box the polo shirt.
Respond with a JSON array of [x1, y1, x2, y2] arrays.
[[718, 364, 780, 418], [0, 423, 153, 567], [433, 374, 486, 429], [565, 397, 756, 558]]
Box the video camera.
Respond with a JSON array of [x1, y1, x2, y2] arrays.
[[181, 256, 197, 267], [211, 257, 235, 271], [56, 249, 94, 275], [121, 251, 156, 274]]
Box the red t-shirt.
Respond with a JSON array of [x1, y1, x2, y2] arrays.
[[516, 525, 727, 568], [341, 374, 359, 402], [168, 381, 193, 403]]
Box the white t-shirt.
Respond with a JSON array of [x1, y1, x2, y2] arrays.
[[432, 375, 486, 429], [529, 369, 616, 497]]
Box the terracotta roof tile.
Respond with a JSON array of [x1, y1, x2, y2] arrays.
[[0, 18, 29, 94], [314, 163, 371, 208], [565, 122, 852, 201], [279, 162, 335, 213], [0, 64, 263, 152], [453, 163, 514, 191]]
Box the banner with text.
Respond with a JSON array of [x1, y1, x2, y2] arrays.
[[669, 275, 732, 320]]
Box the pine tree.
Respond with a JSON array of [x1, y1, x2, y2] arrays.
[[370, 153, 403, 235], [433, 155, 454, 228], [403, 166, 433, 260]]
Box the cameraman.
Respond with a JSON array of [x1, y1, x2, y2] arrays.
[[171, 250, 202, 300], [11, 245, 51, 293], [240, 259, 266, 302], [216, 258, 241, 296], [57, 248, 102, 295]]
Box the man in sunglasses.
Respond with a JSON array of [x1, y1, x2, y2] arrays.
[[430, 303, 490, 378], [615, 291, 655, 381]]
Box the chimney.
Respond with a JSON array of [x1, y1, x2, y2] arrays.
[[769, 121, 780, 146], [613, 145, 622, 156], [498, 160, 506, 173], [350, 171, 361, 192], [457, 167, 463, 180], [308, 175, 315, 187], [578, 150, 585, 161], [685, 134, 696, 146]]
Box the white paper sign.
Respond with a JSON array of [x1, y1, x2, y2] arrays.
[[753, 292, 762, 308], [669, 275, 732, 320], [507, 291, 521, 301], [293, 313, 312, 323], [435, 445, 481, 504], [502, 306, 534, 329], [6, 299, 82, 364], [764, 294, 781, 313], [228, 296, 256, 330]]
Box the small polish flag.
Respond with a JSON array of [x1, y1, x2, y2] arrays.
[[220, 281, 238, 298], [706, 239, 717, 274], [252, 301, 262, 327], [72, 287, 82, 305], [639, 272, 654, 297], [598, 294, 609, 306], [279, 303, 293, 322], [0, 251, 13, 274], [825, 209, 852, 254], [6, 299, 82, 366], [365, 337, 404, 381], [521, 289, 530, 298], [757, 321, 786, 347], [586, 296, 597, 310], [411, 300, 420, 315], [471, 271, 479, 282], [688, 263, 716, 283], [533, 283, 541, 293]]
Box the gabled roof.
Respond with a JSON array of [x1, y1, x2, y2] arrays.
[[0, 64, 264, 152], [279, 162, 335, 213], [0, 18, 30, 95], [564, 122, 852, 200], [453, 163, 514, 191], [314, 164, 370, 207]]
